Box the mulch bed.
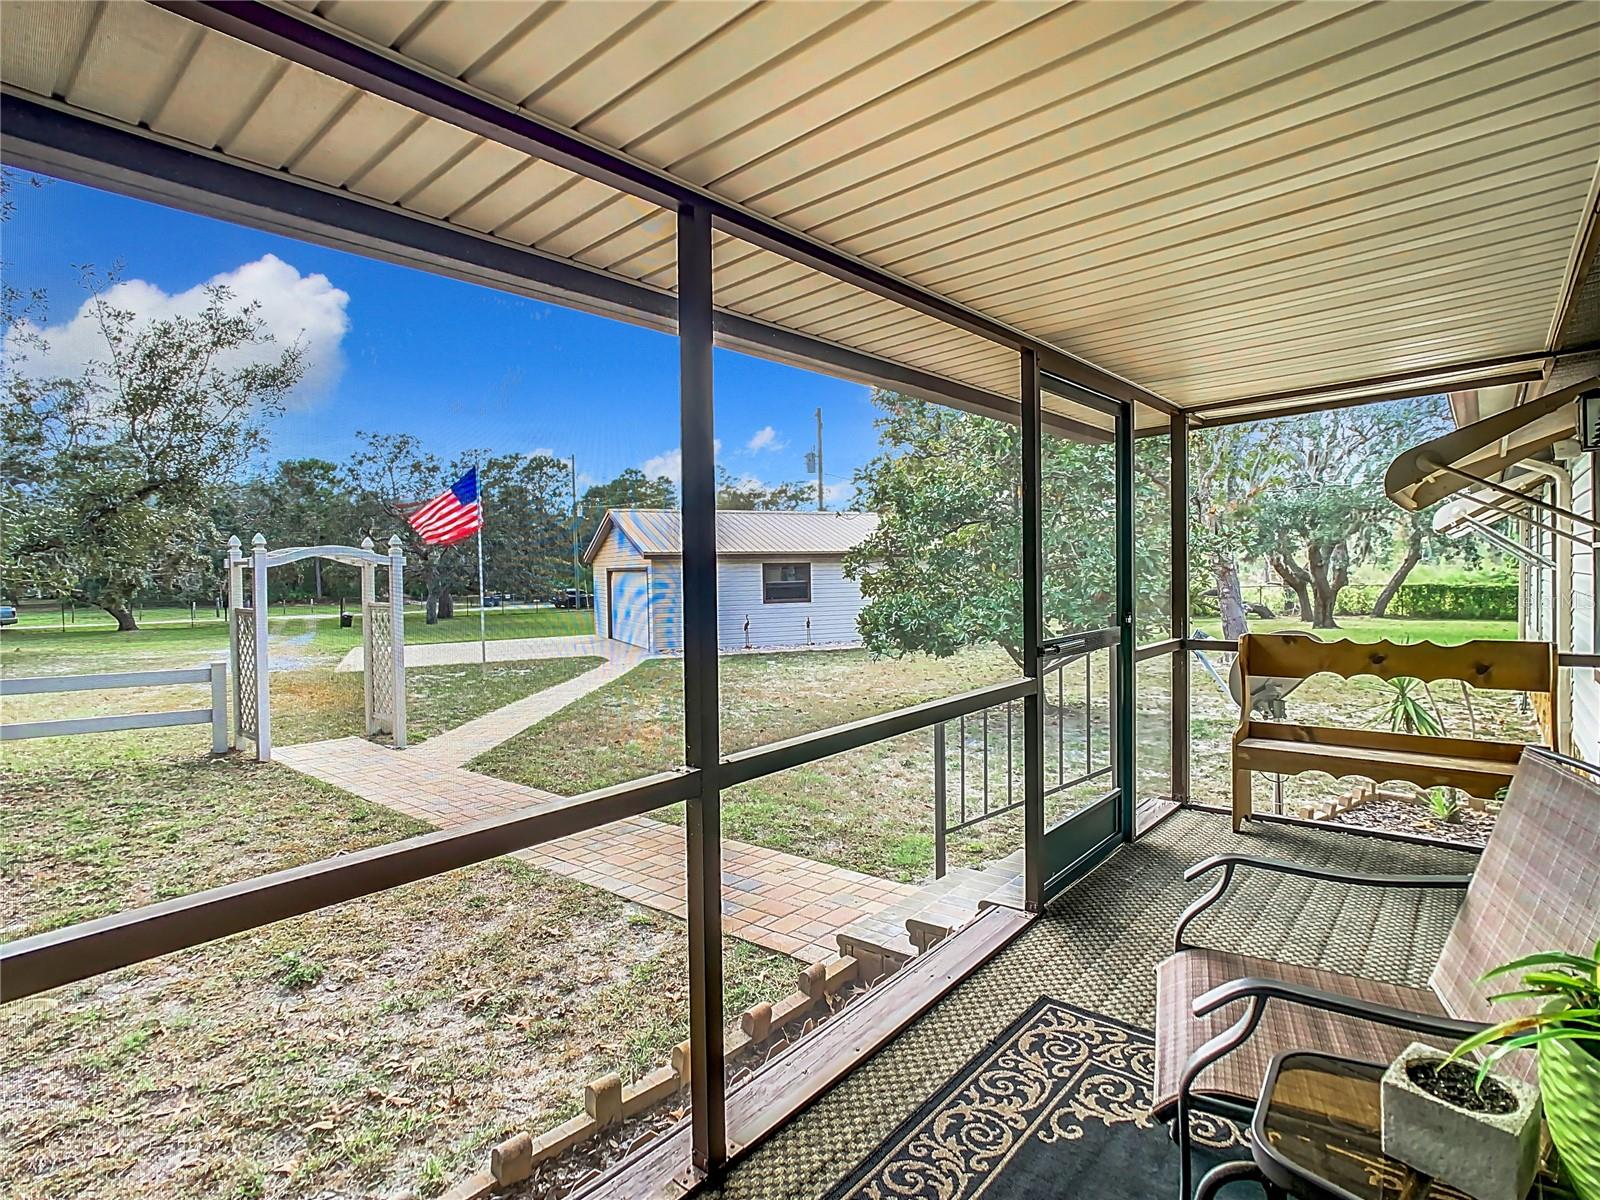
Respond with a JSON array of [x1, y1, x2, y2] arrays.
[[1326, 796, 1495, 845]]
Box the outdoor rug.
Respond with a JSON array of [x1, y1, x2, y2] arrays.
[[824, 997, 1253, 1199]]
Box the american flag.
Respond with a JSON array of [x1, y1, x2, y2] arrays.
[[405, 468, 483, 547]]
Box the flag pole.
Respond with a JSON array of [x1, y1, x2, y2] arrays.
[[476, 465, 487, 674]]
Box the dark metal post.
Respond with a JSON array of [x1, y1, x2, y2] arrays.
[[1170, 413, 1191, 807], [678, 202, 725, 1175], [1021, 348, 1045, 912], [1115, 400, 1136, 839], [933, 722, 948, 879]]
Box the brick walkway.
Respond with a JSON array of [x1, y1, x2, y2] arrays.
[[522, 817, 916, 963], [275, 737, 916, 964]]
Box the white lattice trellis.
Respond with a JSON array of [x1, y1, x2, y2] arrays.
[[233, 606, 258, 740], [226, 533, 406, 759], [365, 602, 394, 732]]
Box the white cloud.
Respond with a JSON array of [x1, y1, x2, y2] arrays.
[[641, 440, 720, 484], [746, 425, 785, 453], [6, 254, 349, 407], [641, 449, 682, 483], [824, 481, 855, 506]]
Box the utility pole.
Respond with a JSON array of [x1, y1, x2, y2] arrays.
[[570, 455, 581, 602], [815, 406, 824, 510]]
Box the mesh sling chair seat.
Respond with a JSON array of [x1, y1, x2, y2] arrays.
[[1151, 747, 1600, 1196]]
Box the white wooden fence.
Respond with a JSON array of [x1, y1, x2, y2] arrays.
[[0, 662, 229, 753]]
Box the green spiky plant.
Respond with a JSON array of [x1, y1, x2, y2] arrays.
[[1425, 786, 1465, 825], [1386, 676, 1445, 737], [1447, 943, 1600, 1196]]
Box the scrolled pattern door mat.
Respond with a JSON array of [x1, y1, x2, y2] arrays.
[[825, 997, 1248, 1199]]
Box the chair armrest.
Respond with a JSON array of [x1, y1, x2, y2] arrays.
[[1192, 976, 1487, 1044], [1184, 854, 1473, 888], [1173, 855, 1471, 952]]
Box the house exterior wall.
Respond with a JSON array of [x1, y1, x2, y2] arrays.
[[591, 525, 649, 650], [650, 559, 684, 654], [1573, 454, 1598, 762], [715, 557, 865, 650], [640, 556, 866, 654]]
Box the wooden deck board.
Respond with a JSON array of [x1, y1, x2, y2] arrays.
[[577, 903, 1034, 1200]]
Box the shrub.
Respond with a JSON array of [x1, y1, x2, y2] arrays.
[[1336, 583, 1517, 620]]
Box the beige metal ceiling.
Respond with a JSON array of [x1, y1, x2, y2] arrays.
[[4, 0, 1598, 423]]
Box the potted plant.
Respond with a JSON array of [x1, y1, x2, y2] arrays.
[[1380, 1041, 1542, 1200], [1447, 943, 1600, 1200]]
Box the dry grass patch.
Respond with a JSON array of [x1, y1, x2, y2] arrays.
[[0, 752, 793, 1200], [473, 648, 1030, 881]]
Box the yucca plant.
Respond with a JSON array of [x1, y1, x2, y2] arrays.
[[1447, 943, 1600, 1196], [1386, 676, 1445, 737], [1425, 786, 1465, 825]]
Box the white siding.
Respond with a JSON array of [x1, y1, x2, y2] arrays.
[[591, 526, 648, 649], [715, 558, 865, 651], [1572, 454, 1598, 763], [650, 560, 684, 654], [615, 554, 868, 654]]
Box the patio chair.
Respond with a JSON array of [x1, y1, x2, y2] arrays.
[[1152, 746, 1600, 1196]]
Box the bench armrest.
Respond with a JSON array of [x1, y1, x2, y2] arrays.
[[1192, 975, 1487, 1044], [1173, 855, 1472, 951]]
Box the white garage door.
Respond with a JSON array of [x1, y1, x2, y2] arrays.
[[609, 570, 650, 649]]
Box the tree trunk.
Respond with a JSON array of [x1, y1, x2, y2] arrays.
[[438, 589, 455, 619], [313, 557, 323, 602], [425, 577, 439, 624], [103, 602, 139, 631], [1305, 542, 1349, 629], [1268, 552, 1313, 621], [1372, 528, 1422, 618], [1211, 553, 1248, 640]]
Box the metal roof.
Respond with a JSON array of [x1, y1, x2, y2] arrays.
[[583, 509, 879, 563], [3, 0, 1598, 422]]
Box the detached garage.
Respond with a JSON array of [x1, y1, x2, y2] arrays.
[[582, 509, 879, 655]]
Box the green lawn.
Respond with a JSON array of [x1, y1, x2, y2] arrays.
[[0, 659, 603, 775], [271, 657, 603, 748], [273, 605, 592, 656], [0, 750, 793, 1200], [472, 648, 1034, 880], [1, 606, 592, 677], [10, 601, 345, 629]]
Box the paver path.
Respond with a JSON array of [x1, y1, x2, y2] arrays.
[[274, 737, 916, 963], [336, 633, 634, 673]]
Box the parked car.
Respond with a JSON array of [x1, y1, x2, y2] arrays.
[[0, 604, 15, 626], [551, 589, 592, 610]]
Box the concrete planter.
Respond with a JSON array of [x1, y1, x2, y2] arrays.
[[1380, 1042, 1542, 1200]]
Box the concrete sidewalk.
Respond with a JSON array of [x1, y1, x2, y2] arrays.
[[415, 648, 644, 767], [336, 633, 638, 672]]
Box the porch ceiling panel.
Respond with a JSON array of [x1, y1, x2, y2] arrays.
[[3, 0, 1598, 419]]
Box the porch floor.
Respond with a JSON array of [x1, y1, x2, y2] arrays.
[[694, 809, 1477, 1200]]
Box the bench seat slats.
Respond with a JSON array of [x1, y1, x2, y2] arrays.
[[1247, 722, 1526, 764], [1237, 736, 1523, 796]]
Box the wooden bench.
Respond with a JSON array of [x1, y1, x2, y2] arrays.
[[1230, 632, 1558, 832]]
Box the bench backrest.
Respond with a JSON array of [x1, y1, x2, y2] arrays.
[[1431, 749, 1600, 1080], [1240, 633, 1556, 693]]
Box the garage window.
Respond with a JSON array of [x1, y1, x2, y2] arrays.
[[762, 562, 811, 603]]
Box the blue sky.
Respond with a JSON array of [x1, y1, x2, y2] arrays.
[[4, 170, 874, 502]]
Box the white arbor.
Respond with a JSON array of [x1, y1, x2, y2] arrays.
[[225, 533, 407, 761]]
